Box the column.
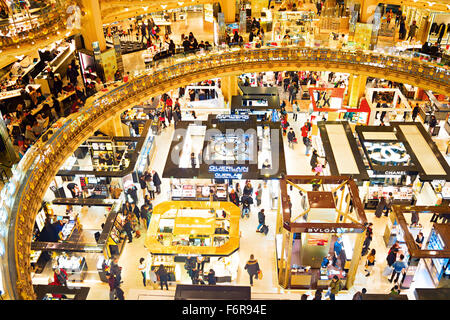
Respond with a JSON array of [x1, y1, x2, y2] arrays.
[[81, 0, 106, 52], [99, 114, 124, 137], [346, 74, 367, 108], [221, 75, 238, 106], [359, 0, 378, 23], [220, 0, 236, 23], [346, 231, 365, 288]]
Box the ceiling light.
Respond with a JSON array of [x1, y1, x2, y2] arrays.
[[178, 1, 184, 5], [427, 1, 435, 6], [143, 6, 148, 10], [125, 7, 129, 11], [161, 4, 167, 9], [430, 251, 437, 255]]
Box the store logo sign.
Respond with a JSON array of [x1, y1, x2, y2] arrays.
[[382, 170, 406, 176], [216, 114, 249, 121], [209, 165, 249, 173], [209, 165, 248, 180], [305, 227, 337, 233]]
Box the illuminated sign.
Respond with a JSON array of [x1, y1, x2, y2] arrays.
[[209, 165, 249, 173], [301, 227, 361, 233], [214, 172, 243, 179], [216, 114, 249, 121], [209, 165, 248, 180]]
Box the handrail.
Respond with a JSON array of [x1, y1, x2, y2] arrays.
[[1, 45, 450, 299]]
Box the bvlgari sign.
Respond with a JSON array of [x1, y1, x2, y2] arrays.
[[302, 227, 359, 233]]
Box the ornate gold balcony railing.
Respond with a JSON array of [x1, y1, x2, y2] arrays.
[[0, 1, 72, 49], [1, 46, 450, 299]]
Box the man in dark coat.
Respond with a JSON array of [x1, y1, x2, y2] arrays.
[[257, 209, 265, 232], [66, 65, 79, 86], [244, 254, 260, 286], [151, 170, 162, 194]]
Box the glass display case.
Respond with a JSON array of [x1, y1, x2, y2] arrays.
[[424, 229, 449, 286]]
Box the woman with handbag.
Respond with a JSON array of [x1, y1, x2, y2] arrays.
[[365, 249, 376, 277]]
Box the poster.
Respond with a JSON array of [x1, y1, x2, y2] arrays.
[[354, 23, 373, 50], [309, 87, 345, 112], [113, 34, 124, 74], [239, 10, 246, 34], [204, 4, 214, 23], [100, 49, 117, 82], [218, 13, 226, 45]]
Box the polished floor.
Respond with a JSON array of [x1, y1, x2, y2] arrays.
[[30, 108, 445, 300]]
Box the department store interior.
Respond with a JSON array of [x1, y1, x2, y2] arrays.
[[0, 0, 449, 301]]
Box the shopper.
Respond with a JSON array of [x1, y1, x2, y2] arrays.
[[390, 285, 401, 295], [235, 182, 242, 199], [110, 256, 122, 284], [398, 16, 406, 40], [130, 202, 141, 225], [386, 242, 400, 267], [428, 115, 437, 136], [188, 265, 199, 284], [375, 197, 386, 218], [108, 271, 124, 300], [415, 232, 424, 248], [301, 294, 308, 300], [411, 103, 420, 122], [139, 257, 147, 286], [243, 181, 253, 197], [244, 254, 260, 286], [156, 264, 169, 290], [364, 249, 376, 277], [196, 256, 206, 272], [241, 196, 251, 218], [389, 254, 407, 283], [406, 21, 418, 41], [257, 209, 265, 232], [287, 127, 296, 148], [127, 184, 139, 205], [332, 237, 343, 267], [123, 216, 133, 243], [140, 204, 152, 229], [53, 267, 68, 286], [361, 233, 372, 256], [292, 101, 299, 121], [255, 184, 262, 207], [229, 189, 240, 206], [207, 269, 216, 285], [146, 176, 156, 200], [313, 289, 322, 300], [328, 275, 342, 300], [149, 267, 158, 289], [152, 170, 161, 194], [384, 192, 393, 216], [138, 174, 147, 199]]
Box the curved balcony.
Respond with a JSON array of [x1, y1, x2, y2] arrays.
[[1, 46, 450, 299], [0, 3, 68, 50]]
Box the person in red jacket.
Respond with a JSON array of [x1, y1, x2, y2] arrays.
[[53, 267, 68, 286]]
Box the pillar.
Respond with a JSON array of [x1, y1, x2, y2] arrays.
[[99, 114, 124, 137], [220, 0, 236, 23], [346, 74, 367, 108], [359, 0, 378, 23], [81, 0, 106, 52], [346, 231, 365, 288], [221, 75, 238, 105]]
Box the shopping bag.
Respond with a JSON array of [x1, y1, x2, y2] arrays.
[[383, 265, 393, 277], [324, 288, 331, 298], [257, 270, 263, 280]]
